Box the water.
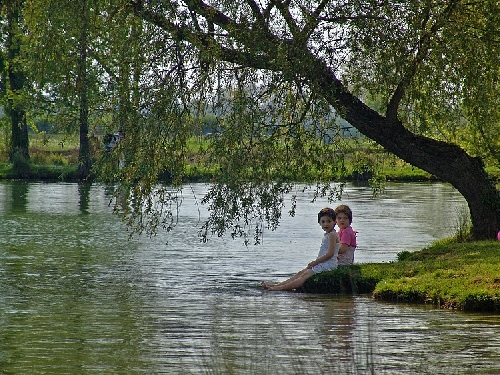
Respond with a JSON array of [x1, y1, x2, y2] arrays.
[[1, 181, 499, 374]]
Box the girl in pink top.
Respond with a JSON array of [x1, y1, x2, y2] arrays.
[[335, 204, 357, 265]]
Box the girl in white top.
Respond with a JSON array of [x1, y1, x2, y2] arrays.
[[261, 207, 340, 291]]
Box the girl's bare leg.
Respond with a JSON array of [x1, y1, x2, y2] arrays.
[[261, 269, 308, 289], [267, 269, 315, 291]]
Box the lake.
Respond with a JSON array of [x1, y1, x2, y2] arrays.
[[1, 181, 499, 374]]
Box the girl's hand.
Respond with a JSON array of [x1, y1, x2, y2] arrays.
[[307, 261, 316, 268]]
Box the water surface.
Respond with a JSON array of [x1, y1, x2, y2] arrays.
[[1, 181, 499, 374]]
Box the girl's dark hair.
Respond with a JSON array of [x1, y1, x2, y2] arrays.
[[317, 207, 336, 223]]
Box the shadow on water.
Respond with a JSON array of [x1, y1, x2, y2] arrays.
[[8, 181, 29, 213], [78, 182, 91, 214]]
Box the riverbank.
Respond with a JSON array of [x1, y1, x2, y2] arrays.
[[0, 159, 439, 182], [2, 135, 499, 183], [0, 134, 444, 182], [1, 158, 498, 183], [303, 238, 500, 312], [0, 163, 78, 181]]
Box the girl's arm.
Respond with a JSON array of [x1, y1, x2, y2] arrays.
[[338, 243, 349, 255], [308, 232, 338, 268]]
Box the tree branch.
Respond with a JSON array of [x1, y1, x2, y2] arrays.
[[244, 0, 267, 29], [386, 0, 460, 120], [129, 0, 282, 71], [300, 0, 331, 40], [273, 0, 301, 37]]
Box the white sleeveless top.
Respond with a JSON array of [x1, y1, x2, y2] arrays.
[[311, 231, 339, 274]]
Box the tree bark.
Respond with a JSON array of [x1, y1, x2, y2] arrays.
[[76, 0, 92, 181], [6, 0, 30, 165]]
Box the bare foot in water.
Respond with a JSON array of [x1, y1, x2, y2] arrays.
[[261, 281, 271, 289]]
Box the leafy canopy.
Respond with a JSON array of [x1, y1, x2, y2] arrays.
[[87, 0, 500, 240]]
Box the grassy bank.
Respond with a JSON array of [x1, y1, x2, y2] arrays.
[[0, 146, 443, 183], [0, 160, 433, 182], [0, 133, 444, 182], [0, 163, 77, 181], [302, 239, 500, 312], [0, 133, 79, 181]]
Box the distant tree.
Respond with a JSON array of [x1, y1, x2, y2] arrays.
[[2, 0, 29, 169], [24, 0, 147, 181], [23, 0, 95, 179], [23, 0, 114, 180], [0, 24, 5, 126], [75, 0, 92, 180]]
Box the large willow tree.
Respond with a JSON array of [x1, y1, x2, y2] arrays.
[[105, 0, 500, 241]]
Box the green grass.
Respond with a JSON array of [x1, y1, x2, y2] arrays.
[[0, 162, 77, 180], [29, 131, 80, 151], [381, 162, 434, 181], [303, 239, 500, 312], [0, 133, 80, 180]]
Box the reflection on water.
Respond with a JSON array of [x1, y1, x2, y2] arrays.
[[78, 182, 92, 214], [0, 181, 499, 374]]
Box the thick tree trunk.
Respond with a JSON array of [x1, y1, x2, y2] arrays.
[[76, 0, 92, 181], [7, 0, 30, 165], [9, 107, 29, 161], [308, 60, 500, 240]]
